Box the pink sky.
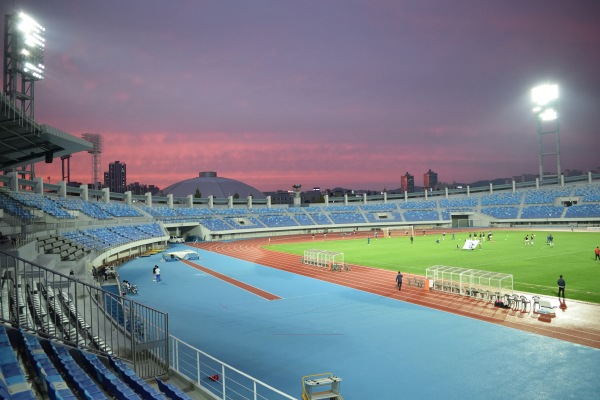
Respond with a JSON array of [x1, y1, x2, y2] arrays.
[[3, 1, 599, 192]]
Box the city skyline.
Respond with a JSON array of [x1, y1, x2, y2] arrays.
[[2, 1, 599, 191]]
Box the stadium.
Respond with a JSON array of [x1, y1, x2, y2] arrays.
[[1, 8, 600, 400]]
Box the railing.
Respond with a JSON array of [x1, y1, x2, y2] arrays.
[[0, 249, 169, 378], [169, 335, 296, 400]]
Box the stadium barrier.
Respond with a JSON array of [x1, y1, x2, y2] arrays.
[[169, 335, 296, 400], [0, 248, 169, 378]]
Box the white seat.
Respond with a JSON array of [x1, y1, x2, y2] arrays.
[[538, 299, 555, 314]]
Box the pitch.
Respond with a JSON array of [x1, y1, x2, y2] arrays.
[[266, 230, 600, 303]]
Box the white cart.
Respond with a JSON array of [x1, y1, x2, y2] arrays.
[[302, 372, 343, 400]]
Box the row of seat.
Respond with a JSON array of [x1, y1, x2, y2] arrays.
[[0, 325, 36, 399], [157, 200, 600, 229], [432, 283, 536, 312], [1, 325, 192, 400], [5, 192, 145, 221], [564, 204, 600, 218], [520, 205, 564, 219], [54, 198, 113, 220], [60, 223, 165, 253], [524, 187, 572, 204], [6, 277, 110, 358], [407, 276, 426, 288], [574, 184, 600, 201], [0, 193, 38, 220], [51, 343, 107, 400], [21, 330, 77, 399], [10, 192, 75, 220]]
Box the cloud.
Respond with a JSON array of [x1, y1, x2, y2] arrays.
[[13, 0, 600, 191]]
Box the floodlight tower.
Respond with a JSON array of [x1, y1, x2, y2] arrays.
[[3, 11, 45, 117], [82, 133, 103, 191], [3, 11, 46, 179], [531, 83, 561, 181]]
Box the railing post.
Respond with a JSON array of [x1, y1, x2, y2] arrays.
[[222, 365, 226, 399], [196, 344, 201, 385], [129, 299, 136, 370], [74, 281, 79, 342], [174, 337, 179, 371], [15, 260, 21, 328]]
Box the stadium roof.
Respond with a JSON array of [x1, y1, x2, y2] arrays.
[[0, 92, 92, 171]]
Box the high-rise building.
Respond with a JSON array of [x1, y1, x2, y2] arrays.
[[424, 169, 438, 190], [401, 172, 414, 193], [104, 161, 127, 193]]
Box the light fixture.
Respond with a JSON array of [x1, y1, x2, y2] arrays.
[[531, 84, 558, 107], [16, 12, 46, 80]]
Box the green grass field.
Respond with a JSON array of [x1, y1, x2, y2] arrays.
[[265, 230, 600, 303]]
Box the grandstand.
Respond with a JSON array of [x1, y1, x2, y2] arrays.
[[2, 174, 599, 242]]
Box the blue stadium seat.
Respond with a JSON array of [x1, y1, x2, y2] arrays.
[[155, 377, 193, 400], [78, 351, 140, 400], [0, 326, 37, 400], [480, 207, 519, 219], [109, 357, 166, 399], [49, 343, 108, 400], [19, 330, 77, 400], [564, 204, 600, 218], [402, 210, 439, 222]]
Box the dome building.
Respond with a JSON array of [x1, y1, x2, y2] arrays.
[[160, 171, 266, 199]]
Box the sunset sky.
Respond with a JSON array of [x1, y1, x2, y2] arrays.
[[2, 0, 599, 192]]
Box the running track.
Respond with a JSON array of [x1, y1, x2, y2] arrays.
[[191, 234, 600, 349]]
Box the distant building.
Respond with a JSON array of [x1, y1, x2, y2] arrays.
[[104, 161, 127, 193], [304, 188, 324, 203], [329, 187, 351, 198], [161, 171, 265, 199], [263, 188, 323, 205], [563, 169, 584, 177], [264, 190, 294, 205], [126, 182, 160, 195], [401, 172, 414, 193], [423, 169, 438, 190], [512, 173, 537, 183]]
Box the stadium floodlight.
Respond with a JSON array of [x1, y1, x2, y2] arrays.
[[531, 84, 559, 120], [15, 12, 46, 80], [531, 83, 558, 107], [539, 108, 558, 121], [530, 83, 561, 181]]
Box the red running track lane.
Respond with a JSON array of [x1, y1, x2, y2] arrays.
[[180, 259, 281, 301], [189, 234, 600, 349]]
